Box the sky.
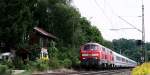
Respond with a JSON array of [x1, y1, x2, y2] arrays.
[[72, 0, 150, 42]]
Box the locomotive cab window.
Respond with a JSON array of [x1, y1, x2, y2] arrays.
[[83, 44, 98, 50], [84, 44, 90, 50], [91, 45, 97, 50]]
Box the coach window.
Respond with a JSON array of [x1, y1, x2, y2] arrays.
[[126, 60, 128, 63], [116, 56, 119, 61], [112, 57, 114, 61], [122, 58, 125, 62], [105, 54, 107, 59], [102, 47, 105, 52], [109, 51, 111, 54], [116, 56, 121, 61], [110, 51, 112, 54]]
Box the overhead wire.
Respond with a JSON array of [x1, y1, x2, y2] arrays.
[[104, 0, 141, 32], [93, 0, 113, 26]]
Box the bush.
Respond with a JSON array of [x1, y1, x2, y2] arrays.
[[35, 60, 49, 71], [25, 59, 61, 71], [48, 41, 58, 59], [26, 60, 49, 71], [48, 58, 61, 69], [13, 57, 26, 69], [25, 61, 36, 70], [0, 64, 12, 75], [61, 58, 72, 68], [1, 60, 14, 69], [132, 63, 150, 75]]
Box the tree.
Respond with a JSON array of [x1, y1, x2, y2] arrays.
[[0, 0, 107, 68], [103, 40, 113, 50], [112, 38, 143, 62], [0, 0, 37, 49]]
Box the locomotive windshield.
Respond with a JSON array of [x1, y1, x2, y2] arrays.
[[83, 44, 98, 50]]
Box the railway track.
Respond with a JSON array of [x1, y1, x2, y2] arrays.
[[32, 69, 131, 75], [71, 69, 131, 75]]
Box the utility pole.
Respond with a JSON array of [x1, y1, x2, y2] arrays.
[[120, 49, 122, 54], [109, 0, 146, 63], [141, 0, 146, 62]]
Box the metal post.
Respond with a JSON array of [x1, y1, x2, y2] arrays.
[[120, 49, 121, 54], [141, 0, 146, 62]]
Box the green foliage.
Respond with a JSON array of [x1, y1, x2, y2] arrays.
[[61, 58, 72, 68], [26, 60, 49, 71], [13, 57, 26, 69], [48, 58, 61, 69], [0, 64, 12, 75], [0, 0, 105, 70], [0, 0, 36, 47], [57, 47, 80, 67], [48, 41, 58, 59], [103, 40, 113, 49], [86, 26, 102, 43], [34, 60, 49, 71], [29, 44, 41, 60], [1, 60, 14, 69], [112, 38, 145, 62]]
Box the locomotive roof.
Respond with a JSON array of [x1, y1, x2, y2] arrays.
[[84, 42, 101, 45]]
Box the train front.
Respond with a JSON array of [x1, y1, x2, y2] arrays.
[[80, 43, 101, 66]]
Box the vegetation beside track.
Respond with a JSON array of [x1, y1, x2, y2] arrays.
[[132, 63, 150, 75]]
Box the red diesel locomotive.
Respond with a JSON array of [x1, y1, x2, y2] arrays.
[[80, 42, 137, 68], [80, 43, 113, 67]]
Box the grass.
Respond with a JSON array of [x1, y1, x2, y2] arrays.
[[132, 62, 150, 75]]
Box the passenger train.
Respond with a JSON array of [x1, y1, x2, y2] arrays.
[[80, 43, 137, 68]]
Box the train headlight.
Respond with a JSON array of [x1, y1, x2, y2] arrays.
[[82, 58, 86, 59], [92, 54, 98, 56], [95, 57, 98, 59], [82, 54, 88, 56]]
